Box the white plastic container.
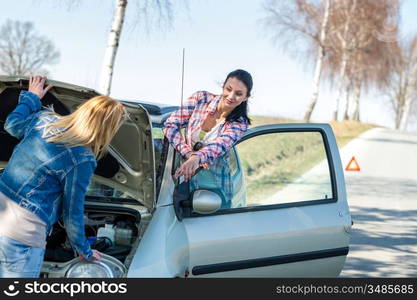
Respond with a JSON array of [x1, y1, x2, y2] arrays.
[[97, 224, 115, 245]]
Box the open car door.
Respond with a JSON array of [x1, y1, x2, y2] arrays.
[[179, 123, 351, 277]]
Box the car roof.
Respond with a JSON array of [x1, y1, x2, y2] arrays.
[[121, 100, 179, 126]]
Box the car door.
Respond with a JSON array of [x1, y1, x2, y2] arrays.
[[181, 123, 351, 277]]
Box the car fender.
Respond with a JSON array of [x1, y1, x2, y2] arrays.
[[126, 205, 189, 277]]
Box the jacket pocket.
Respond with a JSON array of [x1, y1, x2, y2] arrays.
[[26, 175, 46, 198]]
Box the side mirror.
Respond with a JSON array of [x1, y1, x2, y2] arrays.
[[192, 190, 222, 214]]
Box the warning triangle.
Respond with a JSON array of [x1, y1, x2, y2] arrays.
[[345, 156, 360, 171]]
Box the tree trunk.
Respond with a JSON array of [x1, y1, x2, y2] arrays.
[[332, 0, 357, 121], [99, 0, 128, 96], [343, 79, 352, 120], [399, 57, 417, 130], [395, 100, 403, 130], [399, 96, 412, 130], [303, 0, 331, 122], [351, 78, 361, 121], [395, 62, 414, 130], [332, 54, 348, 121], [394, 85, 405, 130]]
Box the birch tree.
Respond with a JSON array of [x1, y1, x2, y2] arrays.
[[348, 32, 399, 121], [0, 20, 60, 76], [329, 0, 357, 121], [303, 0, 331, 122], [100, 0, 128, 96], [53, 0, 185, 96], [100, 0, 181, 95], [262, 0, 334, 122], [324, 0, 399, 121], [384, 35, 417, 130], [326, 29, 399, 122]]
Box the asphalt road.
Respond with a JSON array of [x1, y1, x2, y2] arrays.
[[339, 128, 417, 277]]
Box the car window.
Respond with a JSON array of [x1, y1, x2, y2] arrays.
[[228, 148, 239, 177], [234, 131, 333, 207], [175, 130, 335, 214], [152, 125, 164, 171], [175, 148, 245, 209]]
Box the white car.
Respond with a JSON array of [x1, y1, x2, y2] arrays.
[[0, 76, 352, 277]]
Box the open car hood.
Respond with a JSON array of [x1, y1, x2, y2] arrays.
[[0, 76, 155, 210]]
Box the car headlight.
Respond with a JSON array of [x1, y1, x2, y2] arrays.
[[65, 254, 126, 278]]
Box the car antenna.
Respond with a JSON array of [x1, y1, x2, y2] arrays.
[[180, 48, 185, 138]]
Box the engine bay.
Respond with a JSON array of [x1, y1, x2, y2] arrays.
[[45, 210, 140, 264]]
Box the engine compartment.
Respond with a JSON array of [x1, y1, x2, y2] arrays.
[[45, 209, 140, 265]]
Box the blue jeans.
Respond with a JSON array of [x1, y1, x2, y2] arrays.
[[0, 234, 45, 278]]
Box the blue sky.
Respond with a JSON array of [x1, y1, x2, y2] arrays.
[[2, 0, 417, 129]]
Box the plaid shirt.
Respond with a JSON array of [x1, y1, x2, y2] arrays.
[[190, 152, 235, 206], [163, 91, 248, 165]]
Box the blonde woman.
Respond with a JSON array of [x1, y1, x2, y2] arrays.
[[0, 76, 127, 278]]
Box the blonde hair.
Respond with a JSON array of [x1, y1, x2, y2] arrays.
[[41, 95, 127, 159]]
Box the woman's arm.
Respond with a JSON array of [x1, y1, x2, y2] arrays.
[[163, 91, 201, 158], [195, 120, 248, 165], [62, 160, 96, 260], [4, 76, 53, 139], [174, 120, 248, 181]]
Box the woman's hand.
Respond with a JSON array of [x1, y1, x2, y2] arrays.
[[92, 249, 102, 260], [29, 76, 53, 100], [80, 249, 102, 261], [184, 152, 193, 160], [175, 154, 200, 182]]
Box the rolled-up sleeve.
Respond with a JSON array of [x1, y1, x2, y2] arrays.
[[163, 91, 201, 157], [194, 120, 248, 165], [4, 91, 42, 139]]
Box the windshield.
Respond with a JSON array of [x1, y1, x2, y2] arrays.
[[152, 124, 165, 173]]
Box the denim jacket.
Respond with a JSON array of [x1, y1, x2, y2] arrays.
[[0, 91, 96, 260]]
